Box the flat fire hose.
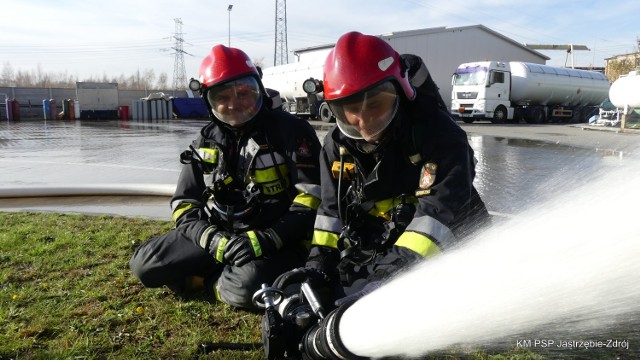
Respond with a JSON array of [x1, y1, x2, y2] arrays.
[[198, 342, 263, 353]]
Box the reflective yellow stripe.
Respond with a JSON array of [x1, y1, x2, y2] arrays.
[[215, 236, 229, 263], [395, 231, 441, 258], [261, 179, 290, 195], [198, 148, 219, 164], [293, 193, 321, 209], [369, 196, 418, 219], [254, 164, 290, 195], [253, 164, 289, 183], [311, 230, 339, 249], [200, 226, 216, 249], [172, 203, 196, 222], [213, 284, 222, 301], [247, 231, 262, 257]]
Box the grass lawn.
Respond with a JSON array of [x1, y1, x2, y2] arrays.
[[0, 211, 262, 359], [1, 211, 627, 359]]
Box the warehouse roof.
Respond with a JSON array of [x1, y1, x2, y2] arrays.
[[293, 24, 549, 60]]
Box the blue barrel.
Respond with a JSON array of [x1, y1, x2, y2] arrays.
[[142, 100, 149, 120], [43, 99, 51, 120], [150, 100, 157, 120], [131, 100, 138, 120]]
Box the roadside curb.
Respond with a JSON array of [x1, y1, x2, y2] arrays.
[[574, 124, 640, 134]]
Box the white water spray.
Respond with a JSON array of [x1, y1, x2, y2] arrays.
[[339, 162, 640, 358]]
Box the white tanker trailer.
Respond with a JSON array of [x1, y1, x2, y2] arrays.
[[609, 70, 640, 109], [260, 55, 335, 122], [450, 61, 611, 124]]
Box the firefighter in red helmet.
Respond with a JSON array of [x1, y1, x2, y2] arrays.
[[130, 45, 321, 310], [273, 32, 489, 320]]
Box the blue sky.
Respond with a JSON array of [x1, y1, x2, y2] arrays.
[[1, 0, 638, 82]]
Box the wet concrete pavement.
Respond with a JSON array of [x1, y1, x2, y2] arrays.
[[1, 119, 638, 220]]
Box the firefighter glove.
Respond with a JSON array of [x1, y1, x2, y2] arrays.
[[273, 267, 331, 291], [199, 226, 233, 264], [224, 229, 282, 267]]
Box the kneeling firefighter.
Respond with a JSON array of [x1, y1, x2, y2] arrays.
[[255, 32, 490, 359], [129, 44, 321, 310]]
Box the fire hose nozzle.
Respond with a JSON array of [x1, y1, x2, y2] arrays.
[[300, 301, 369, 360], [254, 284, 287, 360], [252, 283, 284, 309]]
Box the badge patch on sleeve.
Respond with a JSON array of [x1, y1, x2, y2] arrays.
[[296, 139, 312, 158], [418, 162, 437, 190]]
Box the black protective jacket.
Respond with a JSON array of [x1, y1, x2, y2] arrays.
[[171, 105, 322, 252], [309, 94, 489, 283]]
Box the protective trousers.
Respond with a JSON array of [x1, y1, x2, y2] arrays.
[[129, 227, 306, 309]]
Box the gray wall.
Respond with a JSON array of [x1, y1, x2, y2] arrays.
[[0, 87, 188, 119]]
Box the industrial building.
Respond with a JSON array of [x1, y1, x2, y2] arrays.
[[290, 24, 549, 108]]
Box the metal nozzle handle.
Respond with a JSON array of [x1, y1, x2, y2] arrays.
[[251, 283, 284, 309]]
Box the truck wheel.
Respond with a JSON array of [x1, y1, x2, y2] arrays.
[[319, 102, 334, 123], [491, 105, 507, 124], [525, 107, 546, 124]]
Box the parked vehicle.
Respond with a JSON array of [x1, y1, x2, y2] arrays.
[[450, 61, 610, 124], [260, 56, 334, 122], [609, 70, 640, 109]]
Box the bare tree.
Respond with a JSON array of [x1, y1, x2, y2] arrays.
[[0, 62, 174, 89], [15, 70, 33, 87], [253, 57, 265, 70], [156, 72, 169, 89], [116, 73, 128, 89], [1, 62, 15, 86], [142, 69, 156, 90]]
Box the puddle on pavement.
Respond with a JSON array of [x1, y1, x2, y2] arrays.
[[0, 120, 632, 219]]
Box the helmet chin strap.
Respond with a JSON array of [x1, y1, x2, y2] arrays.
[[355, 141, 380, 154], [354, 127, 394, 154]]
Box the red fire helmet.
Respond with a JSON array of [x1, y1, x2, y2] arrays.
[[322, 32, 415, 101], [198, 44, 260, 89]]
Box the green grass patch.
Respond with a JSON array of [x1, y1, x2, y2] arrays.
[[0, 212, 262, 359], [1, 211, 620, 359]]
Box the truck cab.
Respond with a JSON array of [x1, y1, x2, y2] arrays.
[[451, 61, 512, 123]]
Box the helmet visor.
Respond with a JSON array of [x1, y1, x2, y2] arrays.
[[206, 76, 263, 126], [329, 81, 399, 142]]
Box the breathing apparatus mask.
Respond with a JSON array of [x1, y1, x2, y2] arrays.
[[329, 81, 399, 144], [205, 76, 263, 127]]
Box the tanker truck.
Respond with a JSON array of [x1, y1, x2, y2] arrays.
[[260, 55, 335, 122], [606, 70, 640, 125], [450, 61, 610, 124], [609, 70, 640, 109]]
